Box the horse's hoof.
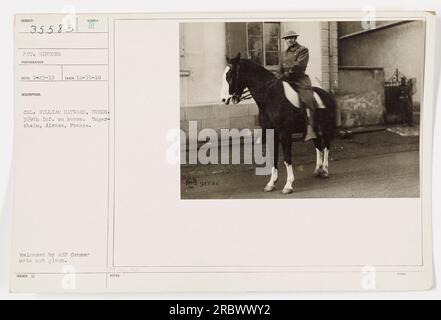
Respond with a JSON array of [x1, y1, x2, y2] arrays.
[[313, 168, 323, 177], [282, 187, 294, 194], [320, 171, 329, 179], [264, 184, 276, 192]]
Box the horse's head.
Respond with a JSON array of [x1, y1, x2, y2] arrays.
[[220, 52, 246, 105]]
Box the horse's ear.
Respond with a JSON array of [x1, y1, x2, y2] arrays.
[[228, 52, 240, 65]]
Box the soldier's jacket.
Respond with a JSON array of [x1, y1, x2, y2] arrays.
[[280, 42, 314, 107]]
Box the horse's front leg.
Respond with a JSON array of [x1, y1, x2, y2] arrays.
[[313, 136, 331, 177], [321, 147, 329, 178], [281, 132, 294, 194], [263, 130, 279, 192]]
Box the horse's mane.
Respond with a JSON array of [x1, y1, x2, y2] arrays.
[[239, 59, 276, 81]]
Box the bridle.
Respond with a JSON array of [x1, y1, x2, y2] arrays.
[[229, 63, 254, 102], [229, 63, 275, 102], [231, 64, 246, 102], [239, 89, 252, 101]]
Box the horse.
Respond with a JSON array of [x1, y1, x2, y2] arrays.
[[220, 52, 336, 194]]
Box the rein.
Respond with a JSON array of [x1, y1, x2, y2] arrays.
[[239, 89, 253, 101], [230, 60, 279, 103], [238, 78, 278, 102]]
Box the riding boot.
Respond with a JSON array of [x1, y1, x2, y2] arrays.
[[304, 107, 317, 141]]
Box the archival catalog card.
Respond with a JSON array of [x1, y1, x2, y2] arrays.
[[11, 11, 435, 292]]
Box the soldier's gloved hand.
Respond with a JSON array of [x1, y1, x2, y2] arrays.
[[276, 72, 290, 80]]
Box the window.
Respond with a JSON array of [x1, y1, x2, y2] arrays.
[[226, 22, 281, 71], [247, 22, 281, 70]]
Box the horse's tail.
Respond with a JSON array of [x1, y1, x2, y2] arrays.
[[313, 86, 337, 142]]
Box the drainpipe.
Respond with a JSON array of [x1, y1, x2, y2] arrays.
[[328, 22, 333, 94], [329, 21, 341, 128]]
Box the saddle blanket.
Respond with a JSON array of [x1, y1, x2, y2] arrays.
[[282, 81, 326, 109]]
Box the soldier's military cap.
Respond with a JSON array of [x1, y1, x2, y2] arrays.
[[282, 30, 300, 39]]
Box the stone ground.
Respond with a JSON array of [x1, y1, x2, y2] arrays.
[[180, 126, 420, 199]]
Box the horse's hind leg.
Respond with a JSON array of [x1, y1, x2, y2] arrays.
[[313, 139, 324, 177], [281, 132, 294, 194], [264, 130, 279, 192]]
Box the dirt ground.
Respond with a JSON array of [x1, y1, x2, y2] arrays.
[[181, 128, 420, 199]]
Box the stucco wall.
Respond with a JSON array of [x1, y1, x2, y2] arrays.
[[336, 67, 386, 128], [338, 21, 424, 106], [338, 20, 399, 37], [180, 23, 227, 106]]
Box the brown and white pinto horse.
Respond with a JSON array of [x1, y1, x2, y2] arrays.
[[220, 53, 336, 194]]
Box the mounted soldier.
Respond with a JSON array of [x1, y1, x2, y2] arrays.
[[277, 30, 317, 141]]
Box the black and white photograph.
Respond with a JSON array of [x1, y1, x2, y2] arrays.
[[3, 8, 437, 295], [180, 20, 425, 199]]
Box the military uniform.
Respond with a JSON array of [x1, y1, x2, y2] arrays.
[[280, 43, 315, 111], [279, 30, 317, 140]]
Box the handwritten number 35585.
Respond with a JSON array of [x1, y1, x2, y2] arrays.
[[30, 25, 74, 34]]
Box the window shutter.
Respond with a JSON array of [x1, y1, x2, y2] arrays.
[[226, 23, 248, 58]]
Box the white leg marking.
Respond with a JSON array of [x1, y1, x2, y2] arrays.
[[282, 162, 294, 194], [314, 148, 324, 176], [322, 147, 329, 178], [264, 167, 278, 192]]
